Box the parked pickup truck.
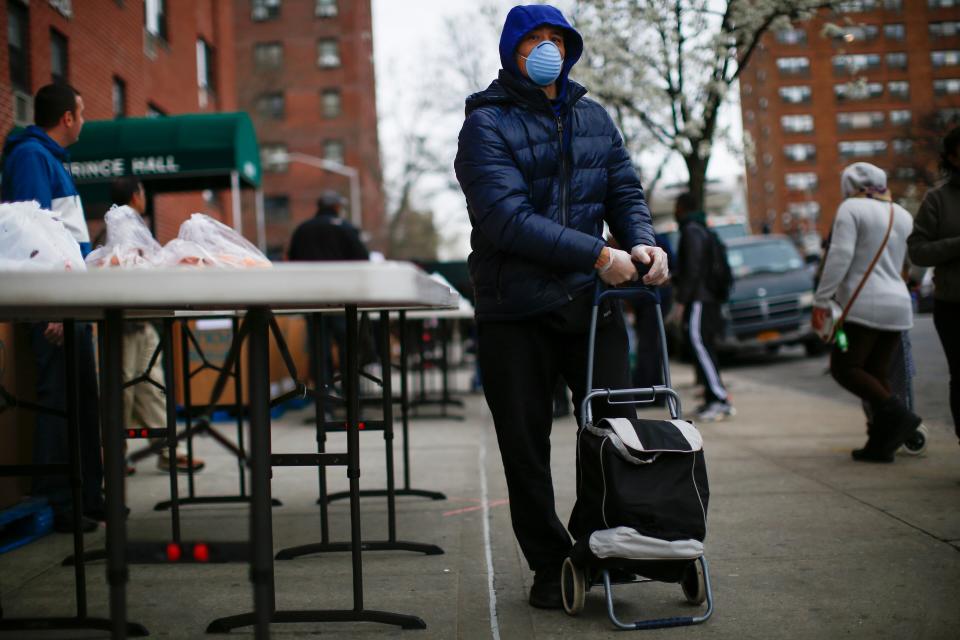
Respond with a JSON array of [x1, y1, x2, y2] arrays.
[[718, 235, 822, 356]]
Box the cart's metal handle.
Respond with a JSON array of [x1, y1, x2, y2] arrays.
[[585, 261, 677, 423]]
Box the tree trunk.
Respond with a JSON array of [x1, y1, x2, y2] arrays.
[[684, 154, 707, 212]]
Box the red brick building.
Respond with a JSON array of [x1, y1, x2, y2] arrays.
[[232, 0, 385, 257], [1, 0, 239, 242], [740, 0, 960, 236]]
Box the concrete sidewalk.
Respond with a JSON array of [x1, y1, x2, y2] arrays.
[[1, 362, 958, 638]]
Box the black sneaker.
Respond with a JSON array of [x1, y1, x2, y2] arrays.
[[529, 567, 563, 609], [53, 511, 98, 534], [851, 446, 894, 463]]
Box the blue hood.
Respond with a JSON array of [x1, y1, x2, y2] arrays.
[[499, 4, 583, 89], [2, 125, 68, 162]]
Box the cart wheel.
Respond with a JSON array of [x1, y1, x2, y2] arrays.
[[561, 557, 586, 615], [899, 423, 929, 456], [681, 560, 706, 605]]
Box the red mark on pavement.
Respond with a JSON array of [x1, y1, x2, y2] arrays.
[[443, 499, 509, 517]]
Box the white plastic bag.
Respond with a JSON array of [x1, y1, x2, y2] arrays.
[[0, 200, 86, 271], [160, 213, 270, 268], [85, 205, 162, 268]]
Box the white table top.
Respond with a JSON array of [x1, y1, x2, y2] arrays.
[[0, 262, 459, 320]]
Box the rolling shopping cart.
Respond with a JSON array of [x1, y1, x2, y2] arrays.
[[561, 277, 714, 630]]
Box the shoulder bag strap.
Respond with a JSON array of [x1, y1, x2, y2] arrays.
[[835, 202, 895, 333]]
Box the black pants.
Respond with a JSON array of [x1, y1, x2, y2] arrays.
[[683, 301, 727, 404], [478, 299, 635, 572], [933, 299, 960, 441], [829, 322, 900, 407], [30, 322, 103, 513]]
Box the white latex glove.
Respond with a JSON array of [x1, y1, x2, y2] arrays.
[[597, 247, 638, 285], [631, 245, 669, 286]]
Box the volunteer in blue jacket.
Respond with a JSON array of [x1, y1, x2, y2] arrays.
[[2, 83, 104, 532], [455, 5, 667, 609]]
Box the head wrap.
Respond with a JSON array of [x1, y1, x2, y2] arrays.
[[841, 162, 889, 200]]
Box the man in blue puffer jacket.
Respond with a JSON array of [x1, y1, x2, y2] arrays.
[[455, 4, 668, 609]]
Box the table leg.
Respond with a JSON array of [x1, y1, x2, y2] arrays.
[[102, 310, 128, 639], [162, 319, 181, 543]]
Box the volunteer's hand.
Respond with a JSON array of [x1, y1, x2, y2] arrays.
[[43, 322, 65, 347], [811, 306, 829, 332], [597, 247, 638, 286], [631, 245, 669, 286]]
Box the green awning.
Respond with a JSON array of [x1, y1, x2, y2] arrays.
[[64, 112, 259, 212]]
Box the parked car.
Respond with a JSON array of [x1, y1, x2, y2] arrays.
[[718, 235, 822, 356]]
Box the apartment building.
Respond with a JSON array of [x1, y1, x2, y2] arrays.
[[233, 0, 385, 256], [740, 0, 960, 235]]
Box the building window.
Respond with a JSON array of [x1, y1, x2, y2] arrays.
[[837, 0, 878, 11], [785, 172, 818, 192], [834, 24, 878, 42], [254, 42, 283, 69], [321, 89, 342, 118], [50, 29, 68, 84], [892, 139, 913, 154], [317, 38, 340, 68], [835, 81, 884, 101], [264, 195, 291, 223], [784, 143, 817, 162], [884, 24, 905, 40], [929, 0, 959, 7], [886, 52, 908, 70], [256, 92, 285, 119], [112, 77, 126, 118], [145, 0, 168, 41], [889, 109, 911, 125], [837, 111, 885, 130], [776, 57, 810, 76], [147, 103, 166, 117], [778, 86, 812, 104], [833, 53, 882, 74], [932, 50, 960, 68], [789, 202, 821, 220], [197, 39, 215, 94], [260, 144, 288, 173], [939, 108, 960, 125], [252, 0, 280, 21], [7, 0, 29, 91], [934, 78, 960, 95], [884, 0, 903, 9], [775, 28, 807, 45], [759, 97, 769, 110], [893, 167, 916, 180], [315, 0, 337, 18], [323, 139, 345, 164], [838, 140, 887, 157], [781, 114, 814, 133], [930, 21, 960, 38], [888, 81, 910, 100]]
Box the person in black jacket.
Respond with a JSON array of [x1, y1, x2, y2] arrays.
[[670, 192, 734, 422], [454, 4, 668, 609], [287, 190, 369, 262], [288, 190, 370, 385]]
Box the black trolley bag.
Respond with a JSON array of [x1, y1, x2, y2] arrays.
[[560, 275, 714, 630]]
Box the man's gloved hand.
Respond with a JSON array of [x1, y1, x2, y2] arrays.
[[631, 245, 669, 286], [596, 247, 638, 285]]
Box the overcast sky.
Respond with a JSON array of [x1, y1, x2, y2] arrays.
[[371, 0, 745, 259]]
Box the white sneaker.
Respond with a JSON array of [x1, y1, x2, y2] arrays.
[[696, 401, 735, 423]]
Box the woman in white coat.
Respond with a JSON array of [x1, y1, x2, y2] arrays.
[[813, 163, 922, 462]]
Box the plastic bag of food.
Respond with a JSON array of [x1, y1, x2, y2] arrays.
[[0, 200, 86, 271], [85, 205, 162, 268], [160, 213, 270, 268]]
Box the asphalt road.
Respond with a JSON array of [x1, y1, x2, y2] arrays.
[[726, 313, 954, 434]]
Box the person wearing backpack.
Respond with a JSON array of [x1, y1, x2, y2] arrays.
[[670, 192, 734, 422]]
